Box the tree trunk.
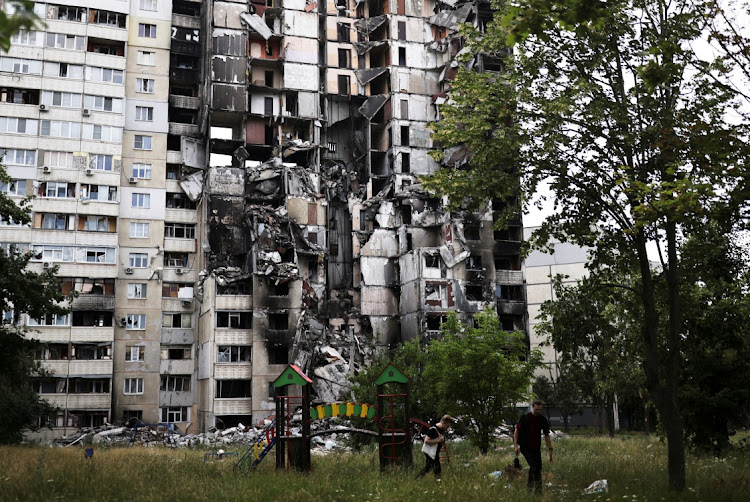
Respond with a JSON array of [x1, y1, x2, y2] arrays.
[[563, 414, 570, 433], [643, 401, 650, 434], [606, 392, 615, 438]]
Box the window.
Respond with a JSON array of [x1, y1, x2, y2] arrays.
[[126, 314, 146, 330], [398, 47, 406, 66], [80, 184, 117, 202], [129, 253, 148, 268], [337, 23, 350, 42], [1, 57, 42, 74], [162, 282, 191, 298], [424, 253, 440, 268], [160, 407, 188, 422], [90, 10, 126, 28], [127, 283, 147, 299], [338, 49, 350, 68], [42, 182, 73, 198], [89, 154, 114, 171], [398, 21, 406, 41], [466, 255, 483, 270], [84, 95, 123, 113], [134, 135, 152, 150], [41, 91, 82, 108], [136, 78, 154, 93], [2, 149, 35, 166], [337, 75, 350, 96], [268, 345, 288, 364], [0, 117, 38, 135], [166, 193, 196, 209], [28, 313, 70, 326], [401, 99, 409, 119], [129, 222, 149, 238], [401, 152, 410, 173], [217, 346, 251, 363], [140, 0, 158, 11], [264, 71, 274, 86], [86, 66, 124, 84], [80, 215, 113, 232], [40, 120, 80, 138], [45, 151, 74, 168], [47, 5, 86, 22], [137, 50, 156, 66], [131, 193, 151, 208], [132, 163, 152, 179], [39, 213, 72, 230], [164, 223, 195, 239], [0, 179, 26, 196], [162, 313, 192, 328], [400, 125, 409, 146], [268, 313, 288, 330], [31, 245, 73, 262], [43, 61, 82, 79], [83, 125, 122, 142], [161, 376, 190, 392], [164, 252, 188, 268], [216, 379, 252, 398], [83, 247, 115, 263], [160, 346, 191, 360], [135, 106, 154, 121], [138, 23, 157, 38], [11, 30, 38, 46], [124, 378, 144, 395], [216, 311, 252, 329], [45, 33, 85, 50]]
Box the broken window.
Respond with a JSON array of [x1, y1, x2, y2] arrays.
[[338, 75, 350, 96], [425, 283, 447, 306], [166, 193, 197, 209], [400, 125, 409, 146], [425, 315, 448, 332], [123, 410, 143, 423], [162, 282, 191, 298], [338, 48, 350, 69], [267, 345, 288, 365], [28, 313, 70, 326], [398, 47, 406, 66], [216, 379, 252, 398], [268, 313, 288, 330], [466, 255, 483, 271], [161, 376, 191, 392], [424, 253, 440, 269], [398, 21, 406, 41], [264, 97, 273, 115], [70, 378, 110, 394], [35, 344, 69, 360], [497, 285, 524, 301], [270, 281, 289, 297], [216, 311, 252, 329], [125, 346, 145, 362], [495, 256, 521, 271], [164, 252, 188, 268], [164, 223, 196, 239], [126, 314, 146, 330], [465, 285, 484, 301], [264, 71, 274, 87], [160, 346, 191, 360], [401, 152, 410, 173], [72, 312, 113, 327], [161, 407, 188, 422], [217, 346, 251, 363], [494, 226, 522, 241], [337, 23, 350, 42], [464, 224, 481, 240], [162, 312, 192, 328]]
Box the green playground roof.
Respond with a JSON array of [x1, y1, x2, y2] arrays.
[[374, 362, 409, 385], [273, 364, 313, 387]]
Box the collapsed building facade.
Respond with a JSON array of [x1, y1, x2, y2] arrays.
[[0, 0, 526, 436]]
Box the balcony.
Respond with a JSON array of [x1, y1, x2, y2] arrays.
[[170, 67, 201, 83], [42, 359, 113, 377], [497, 299, 526, 316], [169, 122, 200, 137], [215, 295, 253, 310], [71, 295, 115, 311], [496, 270, 523, 285], [214, 331, 252, 345], [85, 52, 126, 70], [214, 398, 252, 415], [170, 41, 201, 57], [162, 267, 196, 282], [167, 150, 183, 164], [41, 393, 111, 409], [164, 238, 196, 254], [72, 326, 115, 342], [165, 208, 198, 225], [214, 363, 252, 380], [172, 14, 200, 29], [169, 94, 201, 109], [160, 359, 194, 375], [161, 328, 195, 345], [159, 390, 193, 407]]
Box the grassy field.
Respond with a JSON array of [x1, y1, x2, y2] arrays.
[[1, 433, 748, 501]]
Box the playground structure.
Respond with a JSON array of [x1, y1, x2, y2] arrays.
[[233, 362, 449, 474]]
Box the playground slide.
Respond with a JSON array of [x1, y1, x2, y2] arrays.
[[233, 419, 277, 475]]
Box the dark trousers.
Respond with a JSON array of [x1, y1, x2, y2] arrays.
[[521, 448, 543, 493], [416, 453, 442, 478]]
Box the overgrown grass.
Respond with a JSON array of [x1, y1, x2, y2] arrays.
[[1, 433, 748, 501]]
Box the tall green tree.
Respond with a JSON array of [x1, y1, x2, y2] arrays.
[[1, 164, 69, 442], [426, 0, 750, 490], [427, 309, 542, 454]]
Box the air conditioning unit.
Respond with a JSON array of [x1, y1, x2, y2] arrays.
[[125, 267, 134, 274], [39, 104, 47, 111], [42, 166, 51, 173], [182, 300, 192, 307], [175, 268, 185, 275], [128, 177, 137, 184], [82, 108, 90, 116], [117, 317, 126, 327], [86, 168, 93, 176], [42, 261, 53, 269]]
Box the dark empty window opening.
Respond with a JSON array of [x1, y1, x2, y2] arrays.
[[216, 311, 253, 329], [464, 224, 481, 240], [495, 256, 521, 271], [268, 313, 288, 330], [264, 97, 273, 115], [494, 226, 522, 241], [286, 92, 298, 115], [338, 48, 350, 68], [465, 285, 484, 301], [337, 23, 350, 42], [264, 71, 274, 87], [216, 379, 252, 398], [398, 47, 406, 66], [466, 255, 483, 271], [425, 253, 440, 268], [271, 281, 289, 296], [338, 75, 350, 96], [402, 205, 412, 225], [398, 21, 406, 41], [400, 126, 409, 146], [426, 315, 447, 331], [402, 152, 410, 173], [268, 345, 289, 365], [497, 285, 523, 301]]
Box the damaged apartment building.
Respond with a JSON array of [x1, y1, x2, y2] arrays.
[[1, 0, 525, 437]]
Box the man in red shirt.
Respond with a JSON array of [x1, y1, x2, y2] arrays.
[[514, 400, 553, 493]]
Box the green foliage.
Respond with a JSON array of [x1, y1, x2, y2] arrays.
[[0, 1, 41, 52], [428, 309, 542, 454], [1, 164, 69, 443]]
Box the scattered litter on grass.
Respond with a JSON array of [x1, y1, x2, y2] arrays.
[[583, 479, 609, 494], [489, 470, 503, 478]]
